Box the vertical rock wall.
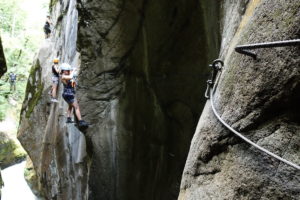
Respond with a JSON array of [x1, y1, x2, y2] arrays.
[[76, 0, 220, 199], [19, 0, 222, 199], [18, 0, 88, 199], [179, 0, 300, 199]]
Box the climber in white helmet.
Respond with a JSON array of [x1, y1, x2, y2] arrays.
[[60, 63, 88, 127]]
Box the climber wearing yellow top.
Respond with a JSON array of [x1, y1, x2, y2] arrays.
[[60, 63, 88, 127]]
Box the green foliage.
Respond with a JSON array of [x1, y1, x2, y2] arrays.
[[0, 0, 48, 121], [0, 0, 25, 34]]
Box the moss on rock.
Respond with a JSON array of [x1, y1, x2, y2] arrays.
[[21, 59, 44, 118], [0, 132, 26, 169], [49, 0, 58, 12]]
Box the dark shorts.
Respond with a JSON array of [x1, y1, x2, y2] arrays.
[[44, 26, 51, 34], [62, 93, 75, 104], [62, 87, 76, 104]]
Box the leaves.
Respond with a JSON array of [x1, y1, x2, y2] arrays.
[[0, 0, 48, 121]]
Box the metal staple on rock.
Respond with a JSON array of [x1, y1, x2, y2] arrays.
[[235, 39, 300, 59], [206, 59, 300, 171]]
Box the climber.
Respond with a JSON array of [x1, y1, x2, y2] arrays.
[[9, 72, 17, 91], [60, 63, 89, 127], [51, 58, 60, 103], [44, 16, 52, 39]]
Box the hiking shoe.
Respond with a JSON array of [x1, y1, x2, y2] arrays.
[[78, 120, 89, 127], [51, 98, 59, 103], [66, 117, 74, 123]]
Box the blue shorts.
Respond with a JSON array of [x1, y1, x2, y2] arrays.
[[62, 93, 75, 104], [62, 88, 75, 104]]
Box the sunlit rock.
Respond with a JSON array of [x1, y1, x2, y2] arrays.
[[179, 1, 300, 199]]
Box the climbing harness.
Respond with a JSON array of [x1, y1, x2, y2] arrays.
[[235, 39, 300, 59], [205, 59, 300, 170]]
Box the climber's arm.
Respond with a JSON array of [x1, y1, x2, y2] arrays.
[[54, 65, 60, 74], [61, 72, 74, 80]]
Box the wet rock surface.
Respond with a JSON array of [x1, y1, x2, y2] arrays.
[[179, 0, 300, 199]]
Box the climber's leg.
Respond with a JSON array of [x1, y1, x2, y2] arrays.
[[51, 77, 58, 98], [71, 100, 82, 121], [71, 100, 89, 127], [51, 77, 59, 102], [63, 92, 75, 123], [66, 104, 74, 123], [67, 104, 72, 118], [62, 92, 88, 126]]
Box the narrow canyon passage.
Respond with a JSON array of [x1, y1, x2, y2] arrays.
[[1, 1, 299, 200]]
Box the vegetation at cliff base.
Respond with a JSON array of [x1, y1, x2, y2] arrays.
[[0, 0, 48, 166]]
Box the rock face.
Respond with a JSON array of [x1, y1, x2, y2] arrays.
[[179, 0, 300, 199], [24, 157, 41, 198], [18, 0, 220, 199], [17, 0, 299, 199], [76, 0, 220, 199], [18, 0, 88, 199], [0, 36, 6, 77]]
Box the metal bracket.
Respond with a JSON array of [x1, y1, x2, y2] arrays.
[[235, 39, 300, 59], [205, 59, 224, 99]]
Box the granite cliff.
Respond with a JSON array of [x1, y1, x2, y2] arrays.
[[17, 0, 299, 200], [18, 0, 219, 199], [179, 0, 300, 199]]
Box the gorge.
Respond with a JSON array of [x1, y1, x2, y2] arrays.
[[1, 0, 299, 200]]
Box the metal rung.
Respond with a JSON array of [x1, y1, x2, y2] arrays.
[[235, 39, 300, 59]]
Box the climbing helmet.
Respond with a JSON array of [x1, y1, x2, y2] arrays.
[[60, 63, 72, 71], [53, 58, 59, 64]]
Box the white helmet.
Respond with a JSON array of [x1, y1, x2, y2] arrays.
[[60, 63, 72, 71]]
